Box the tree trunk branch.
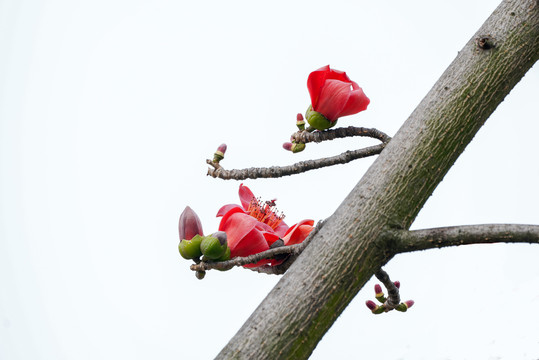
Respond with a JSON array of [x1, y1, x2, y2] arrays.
[[216, 1, 539, 358], [390, 224, 539, 253]]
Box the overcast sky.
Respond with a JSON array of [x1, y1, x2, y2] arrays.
[[1, 0, 538, 359]]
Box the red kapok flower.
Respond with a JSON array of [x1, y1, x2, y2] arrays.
[[217, 184, 314, 268], [307, 65, 370, 124], [217, 184, 288, 237]]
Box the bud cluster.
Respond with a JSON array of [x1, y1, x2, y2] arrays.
[[365, 281, 415, 314], [178, 207, 231, 279]]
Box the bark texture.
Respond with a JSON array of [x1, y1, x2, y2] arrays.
[[216, 0, 539, 358]]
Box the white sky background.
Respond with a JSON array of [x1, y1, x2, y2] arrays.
[[1, 0, 538, 359]]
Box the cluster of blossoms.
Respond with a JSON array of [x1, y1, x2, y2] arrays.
[[179, 64, 413, 313], [178, 184, 314, 269]]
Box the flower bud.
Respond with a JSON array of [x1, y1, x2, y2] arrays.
[[211, 231, 228, 246], [394, 281, 400, 289], [213, 143, 227, 163], [305, 105, 336, 131], [365, 300, 377, 311], [366, 300, 385, 314], [200, 234, 228, 260], [291, 142, 306, 153], [179, 206, 203, 241], [178, 234, 203, 260], [374, 284, 385, 302], [282, 142, 293, 151], [395, 300, 414, 312], [296, 113, 306, 131]]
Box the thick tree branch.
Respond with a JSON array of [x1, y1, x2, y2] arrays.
[[217, 1, 539, 359], [193, 223, 539, 275], [389, 224, 539, 253]]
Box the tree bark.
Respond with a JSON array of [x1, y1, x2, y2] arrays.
[[216, 0, 539, 358]]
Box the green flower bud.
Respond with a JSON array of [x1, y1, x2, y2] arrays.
[[305, 105, 337, 131], [200, 234, 227, 260], [178, 234, 203, 259]]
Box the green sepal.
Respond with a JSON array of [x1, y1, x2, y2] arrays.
[[395, 303, 409, 312], [178, 234, 203, 259], [216, 246, 231, 262], [200, 236, 227, 260], [305, 105, 337, 131], [291, 142, 306, 153]]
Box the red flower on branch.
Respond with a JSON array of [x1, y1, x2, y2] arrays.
[[217, 184, 314, 267], [306, 65, 370, 128]]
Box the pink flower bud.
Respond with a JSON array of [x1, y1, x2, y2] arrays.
[[217, 143, 227, 154], [374, 284, 383, 295], [404, 300, 414, 309], [394, 281, 400, 289], [179, 206, 204, 241], [282, 142, 293, 151], [213, 144, 227, 162], [365, 300, 377, 311], [296, 113, 304, 121]]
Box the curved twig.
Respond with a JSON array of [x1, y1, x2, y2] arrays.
[[290, 126, 391, 144], [206, 126, 391, 180], [375, 269, 401, 309]]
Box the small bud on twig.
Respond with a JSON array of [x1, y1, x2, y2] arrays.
[[213, 143, 227, 163], [296, 113, 306, 131]]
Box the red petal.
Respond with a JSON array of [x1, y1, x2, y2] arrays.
[[314, 79, 354, 121], [273, 220, 289, 238], [307, 65, 352, 111], [255, 221, 275, 233], [335, 81, 370, 118], [238, 183, 255, 210], [263, 231, 280, 247], [232, 228, 269, 258], [282, 219, 314, 245], [216, 204, 243, 217], [219, 209, 257, 246]]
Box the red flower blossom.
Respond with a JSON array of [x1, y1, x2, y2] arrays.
[[307, 65, 370, 122], [217, 184, 314, 267]]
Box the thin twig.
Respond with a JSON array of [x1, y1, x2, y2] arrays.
[[290, 126, 391, 144], [206, 126, 391, 180], [190, 220, 325, 274], [375, 269, 401, 309]]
